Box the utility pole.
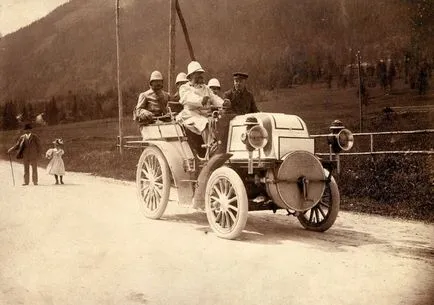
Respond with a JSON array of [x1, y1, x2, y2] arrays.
[[176, 0, 195, 61], [357, 50, 363, 132], [116, 0, 123, 155], [168, 0, 176, 94]]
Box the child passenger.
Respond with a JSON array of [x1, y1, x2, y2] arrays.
[[45, 138, 65, 185]]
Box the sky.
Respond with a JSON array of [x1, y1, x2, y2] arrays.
[[0, 0, 68, 36]]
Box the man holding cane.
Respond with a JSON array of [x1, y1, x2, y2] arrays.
[[7, 123, 42, 186]]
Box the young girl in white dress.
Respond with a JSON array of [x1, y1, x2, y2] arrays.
[[46, 138, 65, 184]]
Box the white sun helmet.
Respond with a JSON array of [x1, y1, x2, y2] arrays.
[[175, 72, 188, 84], [208, 78, 221, 88], [186, 61, 205, 78], [149, 70, 163, 83]]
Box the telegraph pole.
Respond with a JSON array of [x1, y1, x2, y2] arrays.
[[116, 0, 123, 155], [168, 0, 176, 93], [357, 51, 363, 132], [176, 0, 195, 61]]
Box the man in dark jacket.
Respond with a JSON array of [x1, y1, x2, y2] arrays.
[[8, 123, 42, 186], [224, 72, 259, 115]]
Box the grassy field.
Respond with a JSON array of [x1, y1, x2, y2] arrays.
[[1, 81, 433, 221]]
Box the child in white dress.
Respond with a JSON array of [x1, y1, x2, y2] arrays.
[[46, 138, 65, 184]]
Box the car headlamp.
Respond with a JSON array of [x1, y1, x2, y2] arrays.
[[241, 117, 268, 151], [337, 128, 354, 151], [327, 120, 354, 153], [246, 125, 268, 149]]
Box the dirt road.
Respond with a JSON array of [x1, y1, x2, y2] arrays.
[[1, 161, 433, 305]]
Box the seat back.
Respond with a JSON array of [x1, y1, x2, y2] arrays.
[[140, 121, 186, 141]]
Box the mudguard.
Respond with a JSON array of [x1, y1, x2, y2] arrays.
[[192, 153, 233, 209], [145, 140, 195, 205]]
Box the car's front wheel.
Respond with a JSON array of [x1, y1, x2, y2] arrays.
[[205, 167, 248, 239]]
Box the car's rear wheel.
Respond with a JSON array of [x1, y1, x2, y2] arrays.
[[297, 177, 340, 232], [205, 167, 248, 239], [136, 146, 171, 219]]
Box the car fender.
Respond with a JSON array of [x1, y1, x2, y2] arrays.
[[145, 140, 194, 205]]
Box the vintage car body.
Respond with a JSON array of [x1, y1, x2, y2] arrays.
[[227, 113, 314, 161], [132, 109, 354, 239]]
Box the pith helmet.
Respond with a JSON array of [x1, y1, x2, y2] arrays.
[[149, 70, 164, 83], [208, 78, 221, 88], [175, 72, 188, 84], [187, 61, 205, 78]]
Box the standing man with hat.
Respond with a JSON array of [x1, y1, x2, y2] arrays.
[[7, 123, 42, 186], [177, 61, 225, 145], [133, 70, 170, 125], [224, 72, 259, 115]]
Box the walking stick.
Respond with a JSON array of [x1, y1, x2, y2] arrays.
[[9, 153, 15, 186]]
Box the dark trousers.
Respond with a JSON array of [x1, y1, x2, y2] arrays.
[[23, 159, 38, 185]]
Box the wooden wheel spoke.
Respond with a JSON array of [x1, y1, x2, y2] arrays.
[[218, 180, 225, 196], [314, 207, 320, 223], [221, 212, 226, 228], [319, 200, 330, 208], [223, 179, 230, 196], [215, 211, 222, 223], [317, 205, 326, 218], [141, 168, 150, 178], [153, 187, 162, 200], [309, 209, 314, 223], [227, 196, 237, 205], [226, 213, 232, 228], [227, 185, 234, 198], [227, 209, 237, 224], [154, 182, 164, 188], [228, 204, 238, 212], [212, 185, 223, 198], [210, 195, 220, 203]]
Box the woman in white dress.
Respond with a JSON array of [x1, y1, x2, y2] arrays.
[[45, 138, 65, 184]]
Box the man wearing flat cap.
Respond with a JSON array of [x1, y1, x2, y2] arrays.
[[7, 123, 42, 186], [224, 72, 259, 115]]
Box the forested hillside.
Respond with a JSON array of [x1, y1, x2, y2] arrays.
[[1, 0, 431, 103]]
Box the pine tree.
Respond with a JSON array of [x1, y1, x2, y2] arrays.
[[71, 95, 79, 121], [21, 103, 29, 122], [2, 101, 19, 130], [46, 97, 59, 125], [27, 103, 34, 122]]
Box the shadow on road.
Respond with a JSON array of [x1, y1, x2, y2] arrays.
[[161, 211, 388, 252]]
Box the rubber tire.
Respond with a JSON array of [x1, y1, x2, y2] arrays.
[[205, 167, 248, 240], [297, 177, 340, 232], [136, 146, 171, 219]]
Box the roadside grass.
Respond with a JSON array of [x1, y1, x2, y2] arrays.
[[1, 81, 433, 222]]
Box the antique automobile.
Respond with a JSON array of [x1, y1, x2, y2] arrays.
[[127, 104, 354, 239]]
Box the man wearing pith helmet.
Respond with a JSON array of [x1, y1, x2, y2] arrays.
[[177, 61, 224, 144], [207, 78, 222, 97], [133, 70, 170, 125], [171, 72, 189, 103], [224, 72, 258, 115]]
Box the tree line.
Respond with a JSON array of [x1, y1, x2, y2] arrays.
[[0, 88, 138, 130]]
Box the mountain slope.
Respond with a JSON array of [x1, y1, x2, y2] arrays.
[[0, 0, 414, 101]]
